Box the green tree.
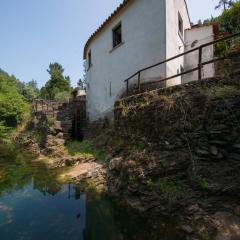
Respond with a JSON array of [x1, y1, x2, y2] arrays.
[[0, 69, 29, 137], [27, 79, 38, 91], [77, 79, 86, 89], [78, 60, 87, 91], [215, 0, 236, 10], [47, 62, 64, 75], [22, 79, 39, 101], [40, 63, 71, 99], [218, 0, 240, 33]]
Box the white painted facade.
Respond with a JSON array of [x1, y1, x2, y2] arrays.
[[165, 0, 191, 87], [84, 0, 215, 121], [183, 25, 215, 83]]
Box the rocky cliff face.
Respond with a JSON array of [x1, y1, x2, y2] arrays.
[[104, 74, 240, 239]]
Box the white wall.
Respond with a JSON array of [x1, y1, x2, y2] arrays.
[[165, 0, 191, 87], [85, 0, 166, 121], [183, 25, 215, 83], [85, 0, 213, 122]]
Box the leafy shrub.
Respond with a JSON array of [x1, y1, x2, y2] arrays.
[[0, 92, 29, 127], [0, 70, 30, 137], [218, 1, 240, 34], [55, 91, 71, 101], [212, 1, 240, 56], [0, 121, 10, 139]]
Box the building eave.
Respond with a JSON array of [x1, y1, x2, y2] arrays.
[[83, 0, 191, 59], [83, 0, 132, 59], [184, 0, 191, 24]]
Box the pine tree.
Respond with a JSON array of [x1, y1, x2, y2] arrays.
[[40, 63, 71, 99], [215, 0, 236, 10]]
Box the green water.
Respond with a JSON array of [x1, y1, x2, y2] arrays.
[[0, 143, 182, 240]]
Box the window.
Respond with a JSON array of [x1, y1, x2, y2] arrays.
[[112, 23, 122, 48], [88, 50, 92, 69], [178, 13, 183, 37]]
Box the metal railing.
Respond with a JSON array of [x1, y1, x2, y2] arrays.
[[124, 32, 240, 96]]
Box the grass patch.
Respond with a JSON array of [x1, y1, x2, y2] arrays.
[[47, 116, 56, 126], [204, 85, 240, 99], [155, 179, 185, 202], [31, 131, 42, 145], [128, 175, 138, 185], [192, 175, 209, 190], [133, 141, 147, 151], [65, 140, 106, 161]]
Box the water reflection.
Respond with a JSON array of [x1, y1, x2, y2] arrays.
[[0, 144, 183, 240], [0, 143, 63, 197]]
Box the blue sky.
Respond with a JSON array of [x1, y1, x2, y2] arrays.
[[0, 0, 221, 88]]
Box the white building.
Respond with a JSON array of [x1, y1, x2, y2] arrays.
[[83, 0, 216, 121], [183, 24, 216, 83]]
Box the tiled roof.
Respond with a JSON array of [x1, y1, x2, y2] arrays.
[[83, 0, 191, 59]]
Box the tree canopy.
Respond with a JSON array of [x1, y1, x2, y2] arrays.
[[215, 0, 236, 10], [218, 0, 240, 34], [40, 63, 71, 100], [0, 69, 31, 138]]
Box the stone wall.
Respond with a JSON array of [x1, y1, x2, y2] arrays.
[[109, 73, 240, 238], [34, 98, 87, 142]]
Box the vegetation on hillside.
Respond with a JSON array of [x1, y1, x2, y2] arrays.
[[217, 0, 240, 34], [215, 0, 237, 10], [0, 62, 73, 140], [207, 0, 240, 34], [0, 69, 38, 139], [202, 1, 240, 56]]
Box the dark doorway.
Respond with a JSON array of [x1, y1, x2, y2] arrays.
[[72, 97, 86, 141]]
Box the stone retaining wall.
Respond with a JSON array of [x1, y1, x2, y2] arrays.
[[109, 73, 240, 238]]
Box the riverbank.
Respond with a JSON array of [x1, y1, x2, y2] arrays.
[[1, 142, 171, 240], [13, 112, 107, 192], [85, 75, 240, 239], [10, 74, 240, 239]]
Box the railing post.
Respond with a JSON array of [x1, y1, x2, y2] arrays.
[[126, 79, 129, 96], [198, 46, 203, 80], [138, 71, 141, 92]]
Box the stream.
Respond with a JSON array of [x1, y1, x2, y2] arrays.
[[0, 143, 183, 240]]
